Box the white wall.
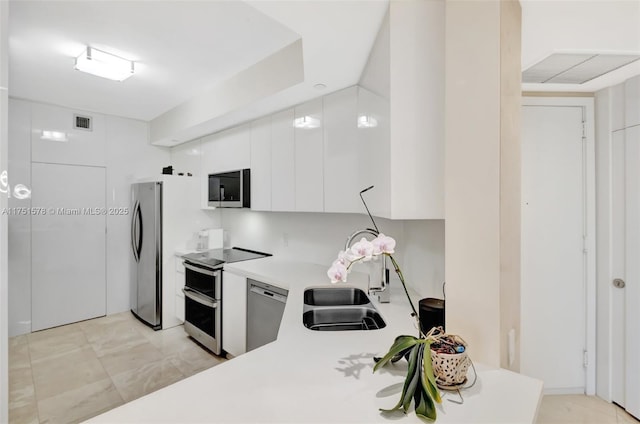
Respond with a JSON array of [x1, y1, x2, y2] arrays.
[[7, 99, 31, 335], [219, 208, 444, 299], [105, 115, 171, 314], [1, 0, 9, 420], [7, 99, 171, 335], [445, 0, 521, 369]]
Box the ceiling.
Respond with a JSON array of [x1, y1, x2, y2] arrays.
[[9, 0, 640, 141], [8, 0, 388, 124], [520, 0, 640, 92]]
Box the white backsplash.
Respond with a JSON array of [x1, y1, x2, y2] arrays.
[[219, 208, 445, 299]]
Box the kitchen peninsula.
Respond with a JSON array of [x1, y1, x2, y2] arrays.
[[88, 258, 543, 423]]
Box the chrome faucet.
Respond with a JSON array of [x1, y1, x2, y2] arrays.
[[345, 228, 391, 303]]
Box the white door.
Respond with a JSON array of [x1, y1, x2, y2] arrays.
[[622, 126, 640, 418], [521, 104, 594, 393], [611, 129, 626, 407], [31, 163, 106, 331]]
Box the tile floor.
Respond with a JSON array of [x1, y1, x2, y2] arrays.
[[8, 315, 639, 424], [8, 311, 225, 424], [537, 394, 639, 424]]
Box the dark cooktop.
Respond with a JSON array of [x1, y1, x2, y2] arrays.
[[182, 247, 271, 269]]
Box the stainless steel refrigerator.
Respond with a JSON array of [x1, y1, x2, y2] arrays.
[[130, 181, 162, 329]]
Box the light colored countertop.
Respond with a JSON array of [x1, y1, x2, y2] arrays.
[[89, 257, 542, 423]]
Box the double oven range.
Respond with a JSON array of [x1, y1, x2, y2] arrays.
[[181, 247, 270, 355]]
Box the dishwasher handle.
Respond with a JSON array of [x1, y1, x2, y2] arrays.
[[250, 285, 287, 304]]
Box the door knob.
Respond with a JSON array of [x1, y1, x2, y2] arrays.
[[613, 278, 626, 289]]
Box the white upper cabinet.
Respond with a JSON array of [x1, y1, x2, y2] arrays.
[[612, 83, 626, 132], [323, 87, 362, 213], [250, 116, 272, 211], [271, 108, 296, 212], [294, 98, 324, 212], [625, 75, 640, 129], [31, 102, 106, 167], [201, 123, 251, 175], [356, 87, 391, 219]]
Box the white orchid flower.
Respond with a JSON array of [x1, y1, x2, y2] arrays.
[[327, 262, 348, 283], [350, 237, 374, 262], [335, 250, 352, 266], [372, 233, 396, 255]]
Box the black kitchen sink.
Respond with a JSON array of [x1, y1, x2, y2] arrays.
[[303, 307, 386, 331], [303, 287, 370, 306]]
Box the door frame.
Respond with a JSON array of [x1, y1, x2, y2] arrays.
[[522, 96, 597, 395]]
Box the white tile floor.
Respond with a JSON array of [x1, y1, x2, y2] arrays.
[[8, 312, 225, 423], [9, 314, 638, 424], [537, 394, 638, 424]]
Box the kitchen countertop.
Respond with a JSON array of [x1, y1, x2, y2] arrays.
[[88, 257, 543, 423]]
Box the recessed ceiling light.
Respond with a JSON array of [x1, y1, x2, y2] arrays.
[[75, 47, 135, 81], [313, 83, 327, 90]]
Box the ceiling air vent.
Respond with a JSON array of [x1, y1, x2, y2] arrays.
[[74, 114, 92, 131], [523, 53, 640, 84]]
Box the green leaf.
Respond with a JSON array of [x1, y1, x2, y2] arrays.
[[414, 383, 437, 422], [380, 343, 420, 414], [422, 342, 442, 404], [401, 345, 423, 412], [373, 335, 419, 373], [391, 346, 413, 363]]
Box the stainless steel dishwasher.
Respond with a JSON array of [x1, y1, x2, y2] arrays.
[[246, 279, 288, 352]]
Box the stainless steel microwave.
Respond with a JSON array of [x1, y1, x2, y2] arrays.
[[208, 169, 250, 208]]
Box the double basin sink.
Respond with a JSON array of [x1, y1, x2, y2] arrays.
[[302, 287, 386, 331]]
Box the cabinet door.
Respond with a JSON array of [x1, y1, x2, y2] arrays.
[[612, 83, 626, 132], [271, 108, 296, 211], [250, 116, 272, 211], [222, 271, 247, 357], [625, 76, 640, 129], [323, 87, 361, 213], [201, 124, 251, 175], [175, 257, 185, 322], [357, 87, 391, 218], [294, 98, 324, 212]]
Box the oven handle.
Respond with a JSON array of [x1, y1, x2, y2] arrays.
[[182, 288, 219, 309], [183, 261, 221, 277]]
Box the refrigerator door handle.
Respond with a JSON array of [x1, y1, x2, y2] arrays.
[[131, 200, 140, 262], [136, 201, 143, 260]]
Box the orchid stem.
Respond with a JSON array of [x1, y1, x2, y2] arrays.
[[387, 254, 419, 320]]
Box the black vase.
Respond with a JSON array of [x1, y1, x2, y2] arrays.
[[419, 298, 445, 335]]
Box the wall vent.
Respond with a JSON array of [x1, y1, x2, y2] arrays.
[[74, 114, 92, 131]]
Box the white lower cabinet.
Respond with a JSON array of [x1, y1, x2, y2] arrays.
[[175, 256, 185, 323], [222, 271, 247, 357]]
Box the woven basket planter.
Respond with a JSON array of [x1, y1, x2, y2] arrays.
[[429, 349, 470, 388]]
